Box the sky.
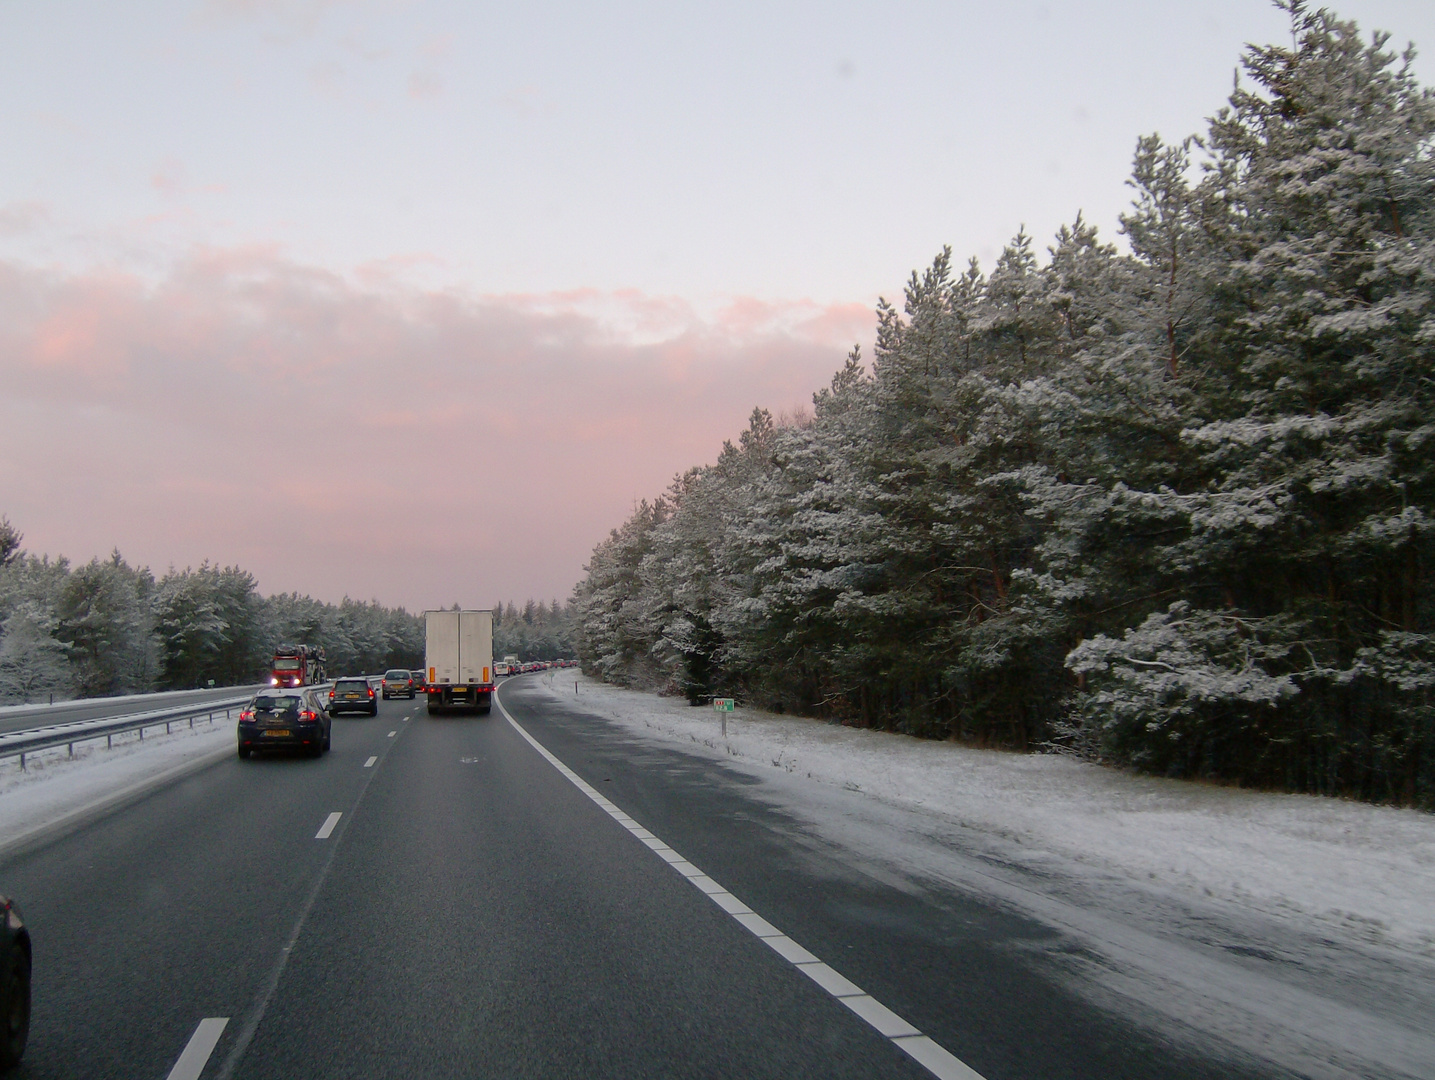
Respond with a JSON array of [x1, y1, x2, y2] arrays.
[[2, 0, 1433, 611]]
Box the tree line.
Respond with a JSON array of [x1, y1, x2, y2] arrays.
[[0, 517, 424, 702], [571, 4, 1435, 808], [493, 599, 576, 662]]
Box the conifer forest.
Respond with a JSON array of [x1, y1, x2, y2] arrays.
[[571, 5, 1435, 808]]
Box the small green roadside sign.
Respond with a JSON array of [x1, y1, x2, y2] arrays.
[[713, 697, 734, 737]]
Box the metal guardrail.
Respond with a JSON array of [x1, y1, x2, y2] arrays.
[[0, 696, 254, 770]]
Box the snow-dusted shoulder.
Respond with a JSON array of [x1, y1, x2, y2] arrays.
[[538, 673, 1435, 1078], [542, 674, 1429, 952], [542, 673, 1435, 953]]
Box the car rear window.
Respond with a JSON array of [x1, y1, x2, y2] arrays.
[[410, 670, 424, 679], [334, 679, 367, 691], [253, 694, 302, 713], [384, 670, 409, 679]]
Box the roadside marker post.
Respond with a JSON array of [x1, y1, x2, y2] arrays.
[[713, 697, 734, 738]]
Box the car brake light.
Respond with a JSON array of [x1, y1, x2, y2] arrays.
[[367, 688, 374, 697], [328, 691, 335, 699], [300, 710, 317, 721], [240, 710, 254, 721]]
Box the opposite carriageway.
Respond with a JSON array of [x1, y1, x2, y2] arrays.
[[0, 681, 389, 770]]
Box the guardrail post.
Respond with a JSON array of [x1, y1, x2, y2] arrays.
[[19, 752, 24, 771], [69, 742, 74, 758]]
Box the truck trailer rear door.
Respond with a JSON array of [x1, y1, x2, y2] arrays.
[[458, 610, 493, 685], [426, 610, 460, 686]]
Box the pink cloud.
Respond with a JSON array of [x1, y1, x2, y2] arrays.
[[420, 33, 455, 62], [0, 201, 51, 236], [150, 158, 187, 199], [0, 249, 872, 610], [407, 72, 444, 100]]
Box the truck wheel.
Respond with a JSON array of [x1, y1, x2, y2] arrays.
[[426, 702, 438, 715], [479, 705, 491, 715], [0, 938, 30, 1069]]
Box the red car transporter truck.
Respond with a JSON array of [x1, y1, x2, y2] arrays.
[[270, 643, 327, 687]]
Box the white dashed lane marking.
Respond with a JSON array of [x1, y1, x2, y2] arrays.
[[364, 756, 377, 768], [494, 691, 985, 1080], [387, 730, 397, 738], [165, 1017, 228, 1080], [314, 812, 342, 839]]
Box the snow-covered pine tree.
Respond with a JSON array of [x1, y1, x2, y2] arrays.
[[1070, 2, 1435, 801]]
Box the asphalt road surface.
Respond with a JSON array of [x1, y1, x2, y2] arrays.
[[0, 676, 1301, 1079]]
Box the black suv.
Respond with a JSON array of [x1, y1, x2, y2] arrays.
[[329, 677, 378, 716]]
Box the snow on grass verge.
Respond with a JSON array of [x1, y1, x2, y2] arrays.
[[0, 716, 234, 852], [540, 672, 1435, 955]]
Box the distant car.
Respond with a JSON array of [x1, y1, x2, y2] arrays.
[[329, 677, 378, 716], [236, 688, 332, 759], [0, 895, 29, 1070], [382, 669, 415, 699], [409, 669, 426, 693], [494, 661, 511, 678]]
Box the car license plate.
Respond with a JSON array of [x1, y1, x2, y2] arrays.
[[262, 729, 291, 738], [343, 694, 360, 699]]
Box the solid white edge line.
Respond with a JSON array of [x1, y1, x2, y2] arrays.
[[893, 1036, 988, 1080], [315, 811, 342, 839], [494, 688, 986, 1080], [165, 1016, 229, 1080], [364, 756, 377, 768]]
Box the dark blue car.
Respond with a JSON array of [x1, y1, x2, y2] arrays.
[[0, 895, 29, 1070], [236, 688, 332, 759]]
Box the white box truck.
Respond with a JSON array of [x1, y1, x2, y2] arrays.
[[424, 609, 495, 714]]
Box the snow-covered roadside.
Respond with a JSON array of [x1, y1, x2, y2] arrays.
[[0, 717, 234, 853], [538, 672, 1435, 956]]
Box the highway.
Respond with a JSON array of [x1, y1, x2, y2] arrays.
[[0, 676, 1348, 1079]]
